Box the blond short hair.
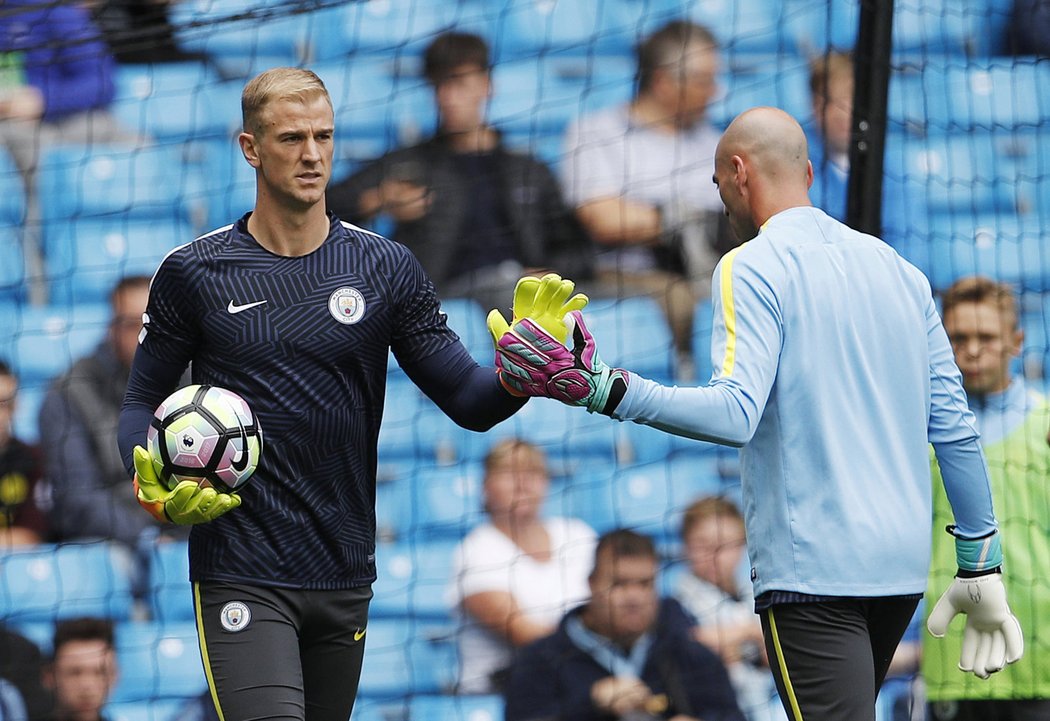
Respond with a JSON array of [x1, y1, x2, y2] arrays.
[[483, 438, 548, 478], [680, 495, 743, 542], [809, 51, 854, 101], [241, 67, 332, 135], [941, 275, 1019, 331]]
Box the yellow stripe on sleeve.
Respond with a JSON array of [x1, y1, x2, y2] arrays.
[[718, 246, 745, 378], [194, 582, 226, 721], [767, 607, 804, 721]]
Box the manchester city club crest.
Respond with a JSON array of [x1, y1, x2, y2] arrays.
[[328, 287, 366, 325], [219, 601, 252, 632]]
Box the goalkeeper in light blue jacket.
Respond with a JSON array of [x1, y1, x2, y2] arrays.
[[489, 107, 1022, 721]]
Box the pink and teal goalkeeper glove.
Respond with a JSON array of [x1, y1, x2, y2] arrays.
[[496, 310, 629, 416]]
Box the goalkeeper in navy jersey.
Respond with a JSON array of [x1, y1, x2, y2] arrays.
[[489, 107, 1024, 721], [116, 67, 583, 721]]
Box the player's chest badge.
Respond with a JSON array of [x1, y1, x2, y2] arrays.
[[328, 287, 366, 325]]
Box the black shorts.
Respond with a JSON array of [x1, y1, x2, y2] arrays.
[[193, 581, 372, 721], [760, 595, 919, 721]]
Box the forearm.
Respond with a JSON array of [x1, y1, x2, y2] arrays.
[[403, 342, 525, 431], [613, 374, 759, 447], [119, 347, 189, 476], [576, 197, 662, 246], [931, 435, 997, 539]]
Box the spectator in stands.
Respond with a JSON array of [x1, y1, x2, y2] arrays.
[[39, 276, 186, 549], [41, 618, 118, 721], [0, 625, 50, 721], [924, 276, 1050, 720], [1007, 0, 1050, 56], [86, 0, 209, 64], [0, 0, 141, 305], [504, 528, 745, 721], [0, 360, 50, 547], [807, 51, 853, 224], [674, 497, 782, 721], [561, 20, 731, 371], [447, 438, 597, 694], [327, 31, 594, 313]]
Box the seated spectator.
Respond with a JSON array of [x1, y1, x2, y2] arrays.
[[0, 360, 50, 547], [674, 498, 782, 721], [86, 0, 209, 64], [39, 276, 187, 549], [504, 528, 745, 721], [0, 0, 142, 305], [41, 618, 118, 721], [447, 439, 597, 694], [807, 51, 854, 224], [561, 20, 733, 368], [0, 625, 50, 721], [328, 31, 594, 313]]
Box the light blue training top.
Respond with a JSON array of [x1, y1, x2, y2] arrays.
[[614, 206, 997, 597]]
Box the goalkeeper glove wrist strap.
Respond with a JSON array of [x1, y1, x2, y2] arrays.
[[587, 368, 629, 416], [948, 525, 1003, 574]]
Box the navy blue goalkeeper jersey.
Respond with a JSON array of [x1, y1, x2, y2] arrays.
[[137, 214, 459, 588]]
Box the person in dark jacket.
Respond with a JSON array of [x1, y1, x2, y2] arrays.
[[326, 31, 594, 313], [504, 529, 745, 721]]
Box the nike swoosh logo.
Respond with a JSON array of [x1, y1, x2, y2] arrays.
[[230, 423, 249, 472], [354, 628, 366, 641], [227, 299, 268, 314]]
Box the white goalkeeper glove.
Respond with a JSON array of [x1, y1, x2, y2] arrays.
[[927, 528, 1023, 679]]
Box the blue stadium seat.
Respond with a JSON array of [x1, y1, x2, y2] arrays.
[[356, 618, 457, 697], [37, 143, 206, 225], [45, 217, 192, 306], [619, 419, 723, 464], [899, 212, 1049, 294], [883, 131, 1016, 216], [891, 60, 1050, 133], [171, 1, 342, 71], [318, 0, 473, 59], [399, 464, 485, 541], [104, 699, 188, 721], [0, 542, 135, 623], [485, 396, 629, 466], [408, 694, 504, 721], [891, 0, 1011, 57], [582, 297, 675, 382], [0, 303, 111, 386], [597, 456, 726, 541], [111, 62, 240, 142], [148, 541, 193, 624], [0, 226, 26, 304], [110, 621, 207, 703], [370, 538, 459, 620]]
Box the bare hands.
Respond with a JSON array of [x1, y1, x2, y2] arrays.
[[361, 178, 430, 223], [0, 86, 44, 121], [590, 676, 659, 717]]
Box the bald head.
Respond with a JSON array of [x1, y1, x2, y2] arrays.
[[717, 107, 810, 188], [712, 107, 813, 240]]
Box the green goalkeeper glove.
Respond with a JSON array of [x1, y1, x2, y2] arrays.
[[133, 445, 242, 525], [486, 273, 588, 347]]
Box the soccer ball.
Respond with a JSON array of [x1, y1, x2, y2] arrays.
[[146, 385, 263, 493]]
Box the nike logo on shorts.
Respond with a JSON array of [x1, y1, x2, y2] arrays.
[[227, 299, 268, 314], [354, 627, 366, 641]]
